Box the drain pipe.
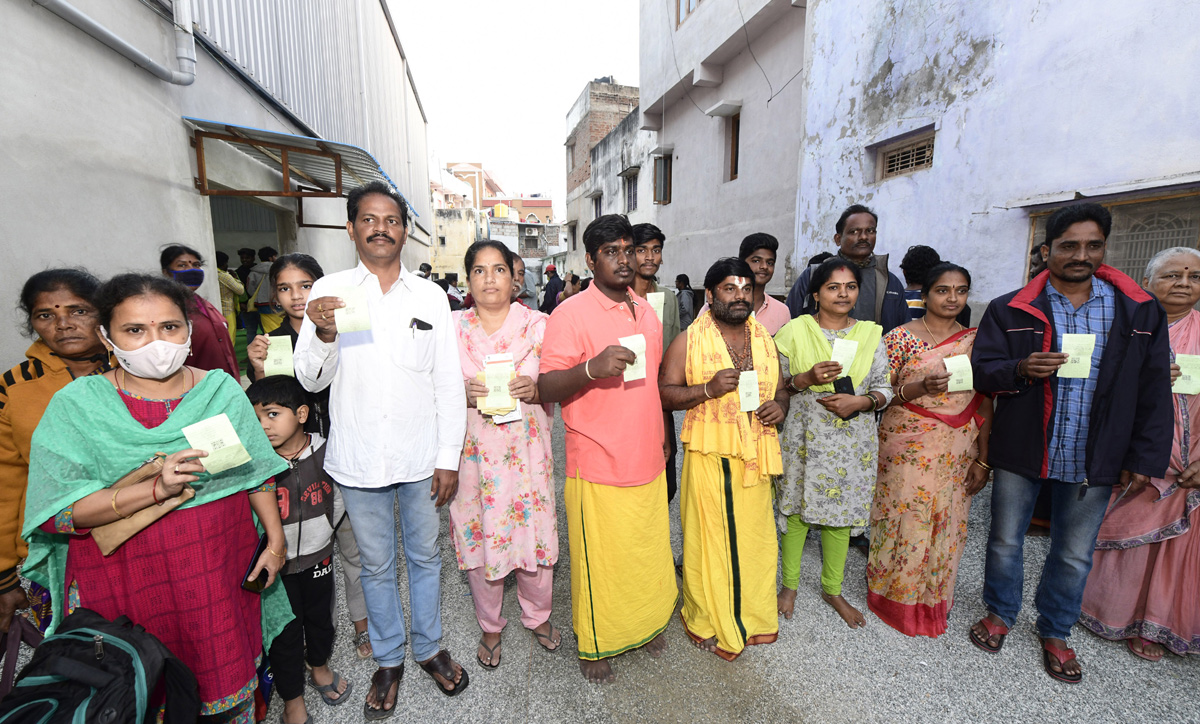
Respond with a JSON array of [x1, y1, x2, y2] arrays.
[[34, 0, 196, 86]]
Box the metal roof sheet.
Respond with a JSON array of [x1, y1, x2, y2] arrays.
[[182, 116, 418, 216]]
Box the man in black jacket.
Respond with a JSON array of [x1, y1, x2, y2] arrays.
[[969, 203, 1172, 684]]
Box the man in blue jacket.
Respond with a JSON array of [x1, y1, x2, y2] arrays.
[[969, 203, 1172, 684], [784, 204, 907, 332]]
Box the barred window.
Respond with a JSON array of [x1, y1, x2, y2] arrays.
[[879, 135, 934, 180]]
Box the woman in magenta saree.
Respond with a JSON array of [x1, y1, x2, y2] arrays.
[[1080, 247, 1200, 660], [867, 264, 992, 637]]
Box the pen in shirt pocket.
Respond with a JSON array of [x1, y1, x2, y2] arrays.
[[410, 317, 432, 337]]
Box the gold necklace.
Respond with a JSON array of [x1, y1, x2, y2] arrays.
[[921, 315, 961, 346]]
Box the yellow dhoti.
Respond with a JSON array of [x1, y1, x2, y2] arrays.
[[680, 451, 778, 659], [566, 471, 677, 660]]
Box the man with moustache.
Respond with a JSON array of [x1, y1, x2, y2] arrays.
[[295, 181, 470, 716], [632, 223, 684, 500], [539, 214, 676, 684], [698, 233, 791, 335], [784, 204, 907, 333], [660, 258, 787, 660], [969, 202, 1171, 684]]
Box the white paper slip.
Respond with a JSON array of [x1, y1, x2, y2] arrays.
[[829, 338, 859, 378], [618, 333, 647, 382], [1173, 354, 1200, 395], [1058, 333, 1096, 379], [493, 405, 523, 425], [334, 286, 371, 333], [182, 413, 252, 475], [943, 355, 974, 393], [738, 370, 760, 412], [647, 292, 666, 322], [262, 336, 294, 378]]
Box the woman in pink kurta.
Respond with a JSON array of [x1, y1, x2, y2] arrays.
[[1080, 248, 1200, 660], [449, 241, 560, 670]]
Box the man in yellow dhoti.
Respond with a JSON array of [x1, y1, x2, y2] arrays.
[[539, 215, 677, 683], [660, 257, 788, 659]]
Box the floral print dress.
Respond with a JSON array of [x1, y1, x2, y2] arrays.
[[449, 303, 558, 580], [776, 326, 892, 531]]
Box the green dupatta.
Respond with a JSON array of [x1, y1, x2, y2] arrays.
[[22, 372, 292, 645], [773, 315, 882, 393]]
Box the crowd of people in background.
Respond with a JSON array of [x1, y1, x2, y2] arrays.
[[0, 184, 1196, 720]]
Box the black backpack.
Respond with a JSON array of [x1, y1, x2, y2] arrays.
[[0, 608, 199, 724]]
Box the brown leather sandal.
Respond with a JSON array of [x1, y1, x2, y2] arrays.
[[362, 665, 403, 720], [417, 650, 470, 697]]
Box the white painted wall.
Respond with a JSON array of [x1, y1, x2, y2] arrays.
[[639, 0, 807, 295], [793, 0, 1200, 308]]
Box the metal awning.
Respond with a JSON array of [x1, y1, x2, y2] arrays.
[[183, 116, 417, 218]]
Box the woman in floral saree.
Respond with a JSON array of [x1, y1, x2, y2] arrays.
[[867, 263, 992, 637]]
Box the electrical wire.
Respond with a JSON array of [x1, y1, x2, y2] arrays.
[[735, 0, 774, 97], [663, 0, 708, 116]]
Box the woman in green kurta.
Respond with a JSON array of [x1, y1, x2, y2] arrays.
[[774, 259, 892, 629]]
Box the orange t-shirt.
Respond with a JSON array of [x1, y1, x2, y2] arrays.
[[541, 283, 665, 486]]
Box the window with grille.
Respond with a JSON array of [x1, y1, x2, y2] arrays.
[[654, 156, 672, 205], [625, 174, 638, 212], [879, 134, 934, 180], [1029, 194, 1200, 282]]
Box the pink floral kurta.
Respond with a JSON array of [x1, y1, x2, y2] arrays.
[[450, 303, 558, 580]]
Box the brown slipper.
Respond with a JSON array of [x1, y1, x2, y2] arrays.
[[363, 665, 403, 721], [417, 650, 470, 697]]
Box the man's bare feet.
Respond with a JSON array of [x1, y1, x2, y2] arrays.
[[777, 586, 797, 619], [644, 632, 669, 658], [821, 591, 866, 628], [692, 635, 718, 653], [579, 658, 615, 683]]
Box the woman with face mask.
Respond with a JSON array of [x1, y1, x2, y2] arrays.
[[22, 274, 291, 722], [161, 244, 240, 379], [0, 270, 111, 635]]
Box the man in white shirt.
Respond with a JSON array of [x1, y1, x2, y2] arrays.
[[295, 181, 469, 715]]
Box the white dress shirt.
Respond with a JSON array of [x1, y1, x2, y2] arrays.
[[294, 262, 466, 488]]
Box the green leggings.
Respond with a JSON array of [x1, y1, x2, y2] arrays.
[[779, 515, 851, 595]]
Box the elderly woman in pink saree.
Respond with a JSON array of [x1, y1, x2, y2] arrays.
[[1080, 247, 1200, 660], [867, 264, 993, 637], [450, 241, 560, 671]]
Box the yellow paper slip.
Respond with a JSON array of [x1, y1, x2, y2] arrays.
[[262, 336, 294, 378], [738, 370, 760, 412], [483, 362, 516, 411], [943, 354, 974, 393], [1058, 333, 1096, 379], [618, 333, 647, 382], [647, 292, 666, 322], [181, 413, 252, 475], [1174, 354, 1200, 395], [830, 338, 858, 378], [334, 286, 371, 333]]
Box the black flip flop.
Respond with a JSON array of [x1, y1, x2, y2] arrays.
[[477, 637, 502, 669], [362, 664, 403, 721], [418, 650, 470, 697]]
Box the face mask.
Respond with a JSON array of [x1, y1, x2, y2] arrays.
[[100, 325, 192, 380], [170, 269, 205, 288]]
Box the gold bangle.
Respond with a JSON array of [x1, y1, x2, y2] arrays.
[[973, 459, 992, 471], [896, 383, 912, 404], [111, 489, 129, 520], [267, 546, 286, 559]]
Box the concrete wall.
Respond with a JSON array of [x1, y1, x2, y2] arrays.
[[0, 0, 432, 357], [639, 0, 806, 296], [429, 208, 485, 278], [793, 0, 1200, 308]]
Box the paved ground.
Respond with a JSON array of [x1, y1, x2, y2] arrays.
[[262, 410, 1199, 724]]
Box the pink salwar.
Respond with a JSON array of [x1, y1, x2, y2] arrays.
[[465, 566, 554, 633]]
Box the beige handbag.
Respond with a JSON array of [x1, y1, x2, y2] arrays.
[[91, 454, 195, 556]]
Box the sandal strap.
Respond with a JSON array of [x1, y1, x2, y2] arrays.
[[355, 630, 371, 646], [1043, 642, 1077, 664], [979, 617, 1009, 637], [418, 650, 455, 679], [370, 664, 403, 694]]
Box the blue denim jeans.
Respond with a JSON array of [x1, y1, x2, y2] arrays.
[[982, 468, 1111, 640], [338, 478, 443, 666]]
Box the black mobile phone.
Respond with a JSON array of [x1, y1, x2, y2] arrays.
[[241, 534, 270, 594], [831, 376, 860, 420]]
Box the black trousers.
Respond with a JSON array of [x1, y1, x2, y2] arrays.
[[268, 558, 335, 701], [665, 411, 678, 503]]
